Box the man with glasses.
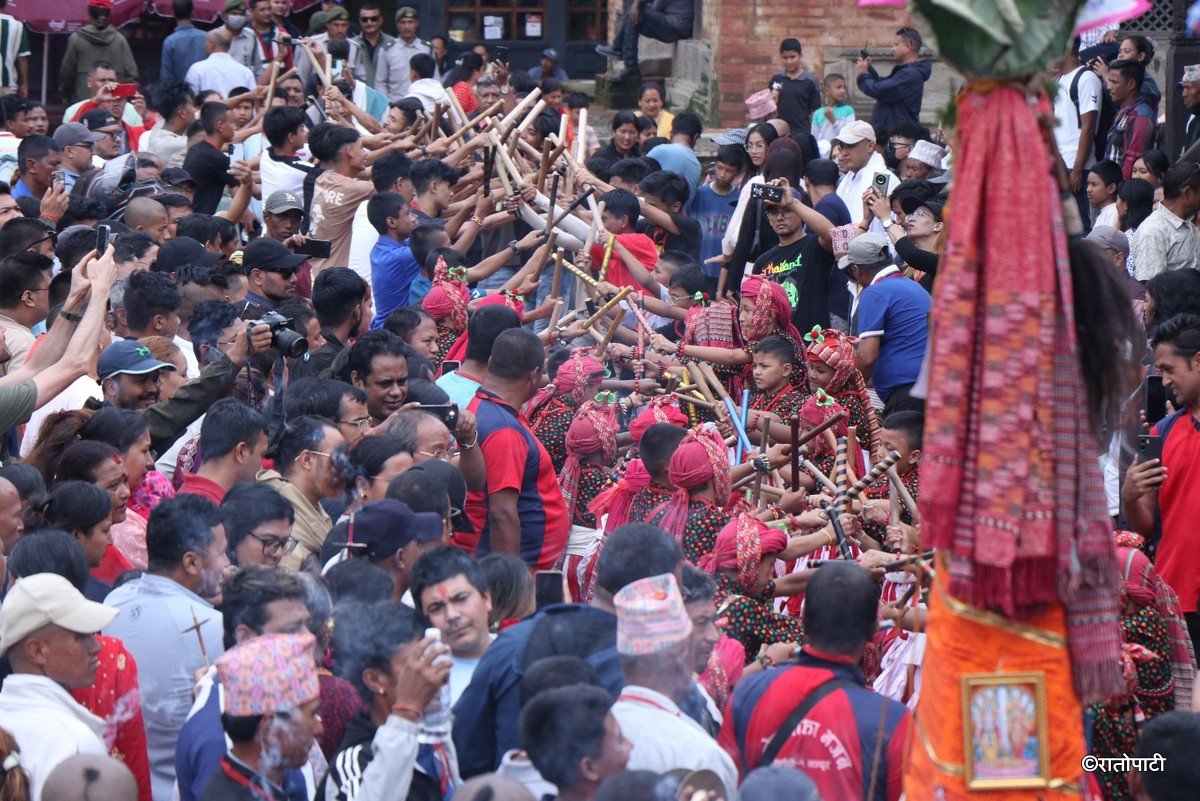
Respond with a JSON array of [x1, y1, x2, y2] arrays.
[[50, 123, 104, 193], [388, 406, 486, 490], [258, 414, 345, 572], [178, 399, 267, 505], [350, 2, 407, 101], [749, 186, 836, 333], [242, 236, 304, 316], [832, 120, 897, 233], [0, 251, 51, 374], [80, 109, 125, 162]]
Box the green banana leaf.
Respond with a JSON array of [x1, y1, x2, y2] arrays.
[[913, 0, 1085, 77]]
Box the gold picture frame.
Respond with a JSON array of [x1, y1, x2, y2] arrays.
[[961, 672, 1050, 789]]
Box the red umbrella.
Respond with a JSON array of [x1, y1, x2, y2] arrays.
[[9, 0, 146, 35], [146, 0, 321, 25]]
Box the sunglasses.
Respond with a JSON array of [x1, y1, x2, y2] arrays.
[[360, 15, 381, 22], [267, 266, 299, 278]]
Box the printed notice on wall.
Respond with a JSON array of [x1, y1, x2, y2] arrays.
[[525, 14, 542, 37], [483, 15, 503, 39]]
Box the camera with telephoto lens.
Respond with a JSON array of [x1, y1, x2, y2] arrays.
[[252, 311, 309, 358]]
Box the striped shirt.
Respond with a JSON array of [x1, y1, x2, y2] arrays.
[[0, 15, 29, 90]]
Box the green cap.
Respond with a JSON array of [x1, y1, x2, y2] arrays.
[[325, 5, 348, 21], [224, 0, 246, 11], [396, 6, 418, 19], [307, 10, 328, 33]]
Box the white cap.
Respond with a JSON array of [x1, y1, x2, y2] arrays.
[[832, 120, 877, 146], [1, 574, 117, 655]]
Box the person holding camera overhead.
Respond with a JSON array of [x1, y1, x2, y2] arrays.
[[833, 121, 899, 237], [749, 185, 837, 332]]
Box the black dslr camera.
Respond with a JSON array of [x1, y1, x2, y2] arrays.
[[252, 310, 309, 358]]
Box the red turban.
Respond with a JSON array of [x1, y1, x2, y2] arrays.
[[584, 458, 652, 603], [560, 402, 619, 524], [629, 399, 688, 444], [701, 514, 787, 593], [657, 427, 730, 542], [421, 257, 470, 333], [527, 350, 606, 420], [740, 277, 802, 344]]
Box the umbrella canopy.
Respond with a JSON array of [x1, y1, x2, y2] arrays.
[[146, 0, 322, 25], [11, 0, 145, 35]]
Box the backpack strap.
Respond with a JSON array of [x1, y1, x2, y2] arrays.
[[757, 677, 856, 767], [1069, 67, 1083, 128]]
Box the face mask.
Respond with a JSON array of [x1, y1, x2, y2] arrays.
[[225, 14, 248, 31]]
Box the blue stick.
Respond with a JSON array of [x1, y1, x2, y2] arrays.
[[723, 397, 753, 459], [740, 389, 750, 461]]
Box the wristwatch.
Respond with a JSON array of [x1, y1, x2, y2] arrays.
[[507, 239, 520, 254], [500, 85, 510, 95], [882, 219, 895, 231]]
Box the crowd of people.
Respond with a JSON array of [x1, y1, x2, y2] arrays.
[[0, 0, 1191, 799]]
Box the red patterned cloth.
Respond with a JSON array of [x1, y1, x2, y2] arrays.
[[559, 402, 619, 523], [527, 350, 605, 423], [444, 293, 525, 365], [1115, 532, 1196, 710], [628, 399, 688, 444], [804, 326, 880, 454], [701, 513, 787, 592], [421, 256, 470, 334], [921, 85, 1123, 703], [654, 427, 730, 542]]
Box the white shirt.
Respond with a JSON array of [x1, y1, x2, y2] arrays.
[[185, 51, 256, 98], [174, 333, 200, 379], [347, 201, 377, 286], [611, 685, 739, 799], [1055, 66, 1101, 169], [260, 148, 314, 205], [19, 375, 102, 457], [405, 79, 452, 114], [837, 152, 899, 230], [1094, 203, 1119, 230], [0, 674, 106, 801]]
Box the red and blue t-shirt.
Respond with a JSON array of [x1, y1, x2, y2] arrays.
[[1152, 409, 1200, 612], [465, 388, 568, 571]]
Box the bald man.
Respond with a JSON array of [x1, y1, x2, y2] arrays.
[[42, 754, 138, 801], [186, 28, 256, 98], [124, 198, 173, 244]]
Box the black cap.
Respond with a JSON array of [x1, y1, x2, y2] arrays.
[[243, 237, 307, 273], [155, 236, 221, 273], [899, 194, 946, 221], [80, 109, 119, 131], [160, 166, 197, 189], [97, 339, 177, 380], [348, 499, 444, 560]]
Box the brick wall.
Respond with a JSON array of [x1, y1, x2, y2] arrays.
[[701, 0, 911, 126]]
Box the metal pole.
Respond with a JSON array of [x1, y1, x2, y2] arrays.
[[41, 33, 48, 105]]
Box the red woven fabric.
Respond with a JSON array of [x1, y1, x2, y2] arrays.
[[444, 293, 525, 365], [560, 402, 619, 523], [700, 513, 787, 592], [657, 427, 731, 541], [526, 350, 605, 421], [628, 400, 688, 444], [920, 85, 1123, 702]]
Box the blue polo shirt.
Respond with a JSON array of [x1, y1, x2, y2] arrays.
[[852, 268, 930, 400], [369, 234, 421, 329]]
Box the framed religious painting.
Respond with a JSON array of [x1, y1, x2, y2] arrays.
[[961, 672, 1050, 789]]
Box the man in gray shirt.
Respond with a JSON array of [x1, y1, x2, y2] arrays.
[[596, 0, 692, 80]]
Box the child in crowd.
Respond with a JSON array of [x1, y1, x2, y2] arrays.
[[804, 326, 880, 455], [810, 73, 856, 156], [420, 252, 471, 369], [637, 171, 703, 261], [558, 401, 619, 598], [1088, 159, 1124, 229], [747, 335, 804, 421], [565, 92, 600, 157], [691, 145, 744, 275], [528, 349, 607, 472]]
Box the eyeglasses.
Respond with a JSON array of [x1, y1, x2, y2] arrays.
[[25, 231, 56, 251], [746, 141, 766, 151], [99, 130, 122, 140], [359, 15, 381, 22], [305, 449, 334, 460], [906, 209, 932, 220], [247, 532, 297, 556], [418, 446, 460, 462], [338, 416, 371, 431], [888, 139, 914, 150]]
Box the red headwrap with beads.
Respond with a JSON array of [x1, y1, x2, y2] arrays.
[[526, 349, 606, 421], [559, 401, 619, 524], [655, 427, 730, 542], [421, 256, 470, 333], [740, 277, 803, 344], [628, 399, 688, 444], [700, 513, 787, 593]]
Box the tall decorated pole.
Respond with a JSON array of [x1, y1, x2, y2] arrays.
[[898, 0, 1147, 798]]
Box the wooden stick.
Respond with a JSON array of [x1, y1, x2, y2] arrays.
[[325, 53, 333, 85], [497, 87, 543, 136], [583, 287, 632, 328], [888, 478, 901, 528], [554, 309, 580, 328], [182, 608, 212, 669], [561, 258, 598, 287], [845, 425, 859, 486], [443, 101, 503, 148], [845, 450, 902, 500], [685, 363, 716, 404], [444, 83, 469, 129], [879, 550, 937, 572], [795, 411, 847, 450], [545, 172, 560, 233], [699, 363, 733, 404], [550, 248, 565, 301], [584, 199, 605, 254], [429, 103, 446, 140], [887, 467, 920, 522], [514, 99, 547, 136], [262, 58, 281, 110], [598, 234, 615, 283], [804, 459, 838, 493], [534, 139, 555, 191], [302, 42, 330, 87], [591, 307, 626, 358], [790, 419, 801, 492], [546, 188, 596, 232], [273, 66, 297, 85], [547, 299, 564, 331], [833, 437, 850, 515], [673, 391, 715, 409], [576, 108, 588, 163]]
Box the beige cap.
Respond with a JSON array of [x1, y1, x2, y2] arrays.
[[1, 574, 118, 654], [832, 120, 877, 146]]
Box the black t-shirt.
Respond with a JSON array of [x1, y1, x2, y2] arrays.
[[638, 212, 702, 260], [182, 140, 239, 215], [752, 234, 834, 332], [769, 71, 821, 132]]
